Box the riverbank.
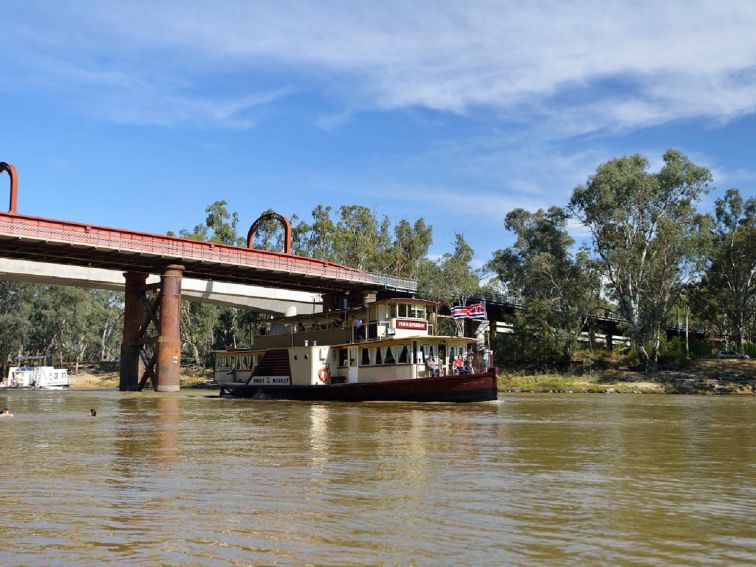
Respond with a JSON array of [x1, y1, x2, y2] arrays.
[[499, 359, 755, 394], [67, 365, 211, 390], [66, 359, 754, 394]]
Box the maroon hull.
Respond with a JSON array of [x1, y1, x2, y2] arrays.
[[222, 369, 498, 403]]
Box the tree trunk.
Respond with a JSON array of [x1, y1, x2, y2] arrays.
[[684, 307, 690, 360], [635, 339, 653, 370]]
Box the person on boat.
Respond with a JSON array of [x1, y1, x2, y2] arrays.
[[1, 409, 13, 417], [88, 409, 97, 417], [463, 351, 476, 374], [483, 349, 490, 369], [354, 319, 365, 342], [426, 355, 439, 377], [455, 355, 464, 374]]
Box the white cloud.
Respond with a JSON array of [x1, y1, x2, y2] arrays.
[[3, 0, 756, 130]]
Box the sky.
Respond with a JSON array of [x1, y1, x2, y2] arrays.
[[2, 1, 756, 272]]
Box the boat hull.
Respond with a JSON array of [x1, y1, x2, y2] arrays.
[[222, 370, 498, 403]]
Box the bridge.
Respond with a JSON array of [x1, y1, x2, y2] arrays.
[[0, 258, 323, 313], [0, 162, 416, 392]]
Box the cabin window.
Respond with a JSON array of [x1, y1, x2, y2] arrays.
[[361, 348, 370, 366], [398, 345, 409, 364], [339, 348, 348, 367], [398, 304, 409, 318], [375, 348, 383, 365], [385, 347, 395, 364], [429, 345, 435, 358], [418, 345, 425, 363], [410, 305, 426, 318]]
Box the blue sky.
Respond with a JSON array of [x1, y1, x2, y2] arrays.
[[2, 1, 755, 271]]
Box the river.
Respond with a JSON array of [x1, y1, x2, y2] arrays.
[[0, 390, 753, 565]]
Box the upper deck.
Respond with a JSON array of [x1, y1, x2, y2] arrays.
[[253, 298, 442, 349]]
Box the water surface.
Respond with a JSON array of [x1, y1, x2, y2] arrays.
[[0, 390, 753, 565]]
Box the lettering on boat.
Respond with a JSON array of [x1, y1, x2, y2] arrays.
[[250, 376, 291, 385], [395, 320, 427, 331]]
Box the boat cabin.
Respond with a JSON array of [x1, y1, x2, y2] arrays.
[[214, 298, 479, 388]]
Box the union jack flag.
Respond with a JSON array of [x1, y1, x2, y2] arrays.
[[451, 302, 486, 320]]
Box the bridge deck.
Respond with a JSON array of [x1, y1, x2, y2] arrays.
[[0, 213, 416, 294]]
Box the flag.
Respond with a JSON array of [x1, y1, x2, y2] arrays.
[[451, 302, 487, 320], [468, 302, 487, 320], [451, 305, 468, 320]]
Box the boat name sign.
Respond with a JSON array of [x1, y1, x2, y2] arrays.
[[396, 320, 427, 330], [249, 376, 291, 385]]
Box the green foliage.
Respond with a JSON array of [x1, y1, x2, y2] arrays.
[[418, 233, 480, 308], [487, 206, 601, 363], [0, 282, 123, 374], [175, 200, 244, 245], [569, 149, 712, 369], [692, 189, 756, 353]]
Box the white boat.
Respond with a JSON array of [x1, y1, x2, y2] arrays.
[[2, 356, 70, 390], [213, 298, 497, 403]]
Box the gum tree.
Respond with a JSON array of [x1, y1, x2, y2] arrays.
[[488, 207, 601, 363], [569, 150, 711, 369], [697, 189, 756, 352]]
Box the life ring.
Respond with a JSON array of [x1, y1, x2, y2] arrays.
[[318, 367, 331, 383]]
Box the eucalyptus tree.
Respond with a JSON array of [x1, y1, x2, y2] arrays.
[[569, 150, 711, 369], [391, 218, 433, 280], [0, 282, 33, 375], [696, 189, 756, 351], [419, 233, 480, 308], [488, 207, 601, 363]]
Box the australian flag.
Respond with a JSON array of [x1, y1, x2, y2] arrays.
[[451, 302, 486, 320]]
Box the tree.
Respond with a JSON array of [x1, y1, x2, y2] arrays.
[[391, 218, 433, 280], [488, 207, 601, 363], [696, 189, 756, 351], [292, 205, 337, 260], [420, 233, 480, 308], [175, 200, 244, 245], [569, 150, 711, 369], [0, 282, 33, 376], [293, 204, 432, 278]]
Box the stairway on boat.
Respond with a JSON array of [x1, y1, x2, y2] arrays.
[[252, 349, 291, 377]]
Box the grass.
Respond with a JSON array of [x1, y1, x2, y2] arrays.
[[498, 358, 756, 394]]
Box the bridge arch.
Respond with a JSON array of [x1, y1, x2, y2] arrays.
[[0, 162, 18, 215], [246, 211, 292, 255]]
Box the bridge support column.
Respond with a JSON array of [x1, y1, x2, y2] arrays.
[[120, 272, 148, 391], [155, 264, 184, 392]]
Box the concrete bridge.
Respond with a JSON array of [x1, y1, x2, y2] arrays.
[[0, 258, 322, 314]]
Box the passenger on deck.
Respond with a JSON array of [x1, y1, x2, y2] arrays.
[[455, 355, 464, 374], [426, 355, 439, 377], [354, 319, 365, 342]]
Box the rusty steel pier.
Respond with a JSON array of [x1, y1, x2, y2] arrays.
[[0, 162, 417, 392]]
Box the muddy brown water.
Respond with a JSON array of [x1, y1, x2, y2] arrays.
[[0, 390, 753, 565]]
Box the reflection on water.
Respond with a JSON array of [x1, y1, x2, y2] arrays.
[[0, 391, 753, 565]]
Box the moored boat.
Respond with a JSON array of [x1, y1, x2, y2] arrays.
[[214, 298, 497, 403], [2, 356, 70, 390]]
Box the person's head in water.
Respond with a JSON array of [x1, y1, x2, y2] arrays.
[[1, 409, 13, 417], [88, 409, 96, 417]]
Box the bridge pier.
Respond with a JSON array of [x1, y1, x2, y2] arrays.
[[119, 265, 184, 392], [120, 272, 148, 391], [155, 264, 184, 392]]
